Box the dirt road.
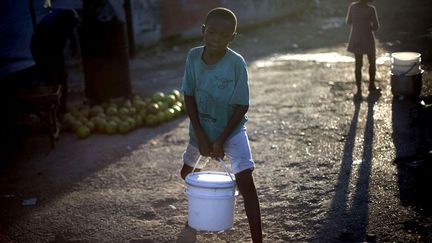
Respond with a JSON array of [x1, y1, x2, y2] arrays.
[[1, 0, 432, 242]]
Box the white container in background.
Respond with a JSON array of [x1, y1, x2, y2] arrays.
[[391, 52, 422, 76], [391, 52, 421, 66]]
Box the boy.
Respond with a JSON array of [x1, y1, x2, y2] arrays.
[[180, 7, 263, 243]]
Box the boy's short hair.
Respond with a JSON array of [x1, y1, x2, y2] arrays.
[[204, 7, 237, 33]]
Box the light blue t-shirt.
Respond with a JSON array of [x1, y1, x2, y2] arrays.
[[181, 46, 249, 147]]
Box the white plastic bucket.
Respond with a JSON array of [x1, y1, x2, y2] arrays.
[[185, 171, 238, 231], [391, 52, 421, 66]]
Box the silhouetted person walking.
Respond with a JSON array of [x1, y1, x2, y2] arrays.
[[30, 8, 78, 111]]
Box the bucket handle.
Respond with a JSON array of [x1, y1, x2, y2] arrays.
[[400, 61, 419, 77], [217, 158, 236, 183], [192, 157, 235, 183]]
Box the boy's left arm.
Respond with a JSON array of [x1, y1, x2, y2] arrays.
[[212, 105, 249, 158]]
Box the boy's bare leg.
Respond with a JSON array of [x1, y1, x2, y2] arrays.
[[235, 169, 263, 243], [180, 164, 200, 180]]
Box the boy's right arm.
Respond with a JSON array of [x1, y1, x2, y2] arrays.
[[184, 95, 212, 157]]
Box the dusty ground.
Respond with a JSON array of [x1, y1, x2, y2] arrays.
[[1, 0, 432, 242]]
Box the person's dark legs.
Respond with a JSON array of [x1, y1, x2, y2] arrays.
[[354, 53, 363, 94], [235, 169, 262, 243], [367, 53, 378, 91]]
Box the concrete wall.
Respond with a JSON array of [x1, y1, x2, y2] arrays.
[[132, 0, 315, 48], [130, 0, 161, 50], [225, 0, 313, 27], [0, 0, 314, 77]]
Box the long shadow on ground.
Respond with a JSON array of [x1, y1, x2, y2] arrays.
[[315, 92, 380, 242]]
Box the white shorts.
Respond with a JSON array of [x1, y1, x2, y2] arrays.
[[182, 128, 255, 174]]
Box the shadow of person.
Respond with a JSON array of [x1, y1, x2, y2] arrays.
[[345, 91, 381, 241], [316, 91, 382, 242], [315, 96, 361, 242], [366, 90, 381, 104], [343, 91, 380, 242], [175, 225, 197, 243]]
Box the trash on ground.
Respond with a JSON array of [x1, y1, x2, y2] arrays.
[[353, 159, 362, 165], [22, 197, 37, 206], [406, 160, 425, 169]]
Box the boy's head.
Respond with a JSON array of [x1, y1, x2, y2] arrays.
[[202, 7, 237, 54], [204, 7, 237, 34]]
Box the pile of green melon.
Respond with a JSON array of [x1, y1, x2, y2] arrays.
[[62, 89, 185, 139]]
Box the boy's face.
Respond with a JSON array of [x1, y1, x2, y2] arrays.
[[202, 17, 236, 55]]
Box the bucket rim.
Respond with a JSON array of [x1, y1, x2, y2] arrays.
[[186, 171, 236, 188], [391, 51, 421, 56], [391, 52, 421, 60]]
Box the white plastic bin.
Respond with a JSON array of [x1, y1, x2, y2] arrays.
[[185, 171, 238, 231], [391, 52, 421, 66]]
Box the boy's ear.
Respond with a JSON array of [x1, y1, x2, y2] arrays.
[[202, 24, 206, 34]]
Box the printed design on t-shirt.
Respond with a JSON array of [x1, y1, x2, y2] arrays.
[[214, 75, 234, 89], [197, 89, 216, 123]]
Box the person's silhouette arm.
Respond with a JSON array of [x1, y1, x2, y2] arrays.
[[346, 4, 353, 26], [371, 6, 379, 32]]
